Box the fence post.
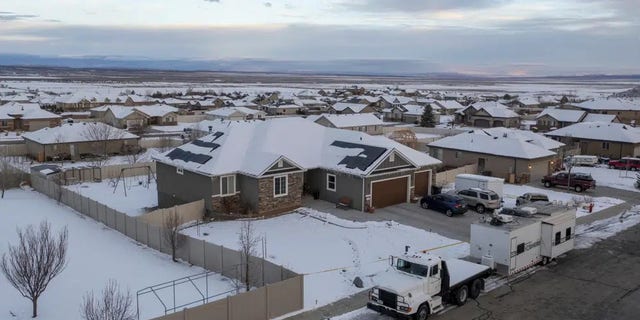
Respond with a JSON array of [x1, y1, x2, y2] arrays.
[[146, 223, 150, 246]]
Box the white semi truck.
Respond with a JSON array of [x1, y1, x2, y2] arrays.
[[367, 252, 492, 320]]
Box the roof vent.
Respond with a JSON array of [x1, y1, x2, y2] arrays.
[[494, 136, 498, 139], [623, 125, 627, 130]]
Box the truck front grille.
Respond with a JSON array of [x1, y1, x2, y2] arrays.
[[378, 289, 397, 310]]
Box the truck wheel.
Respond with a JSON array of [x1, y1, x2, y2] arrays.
[[421, 202, 429, 209], [469, 279, 483, 299], [609, 165, 615, 169], [574, 185, 583, 192], [414, 304, 429, 320], [476, 204, 485, 214], [455, 285, 469, 306], [544, 181, 552, 188], [445, 209, 453, 217]]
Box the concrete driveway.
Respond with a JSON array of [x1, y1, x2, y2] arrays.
[[303, 197, 484, 242]]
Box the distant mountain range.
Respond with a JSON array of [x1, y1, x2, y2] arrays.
[[1, 53, 639, 80]]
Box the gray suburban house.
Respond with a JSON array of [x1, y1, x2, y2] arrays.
[[153, 118, 441, 216]]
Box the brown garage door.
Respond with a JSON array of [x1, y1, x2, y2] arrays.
[[372, 177, 408, 208], [474, 119, 490, 128], [414, 171, 430, 197]]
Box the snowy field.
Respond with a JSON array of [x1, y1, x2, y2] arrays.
[[502, 184, 624, 218], [181, 208, 470, 309], [571, 166, 639, 193], [0, 189, 236, 320], [65, 176, 158, 216]]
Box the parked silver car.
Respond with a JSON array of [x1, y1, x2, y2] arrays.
[[455, 188, 501, 213]]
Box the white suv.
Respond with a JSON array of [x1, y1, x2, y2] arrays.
[[455, 188, 501, 213]]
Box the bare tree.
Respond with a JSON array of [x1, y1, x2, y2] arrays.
[[1, 222, 68, 318], [80, 280, 135, 320], [81, 123, 126, 167], [157, 136, 174, 152], [163, 209, 184, 263], [238, 220, 261, 292]]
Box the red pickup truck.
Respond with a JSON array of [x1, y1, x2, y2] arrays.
[[541, 172, 596, 192], [608, 157, 640, 171]]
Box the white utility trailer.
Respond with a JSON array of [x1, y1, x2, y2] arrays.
[[455, 174, 504, 198], [470, 203, 576, 275]]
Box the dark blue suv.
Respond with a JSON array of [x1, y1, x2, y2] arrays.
[[420, 194, 468, 217]]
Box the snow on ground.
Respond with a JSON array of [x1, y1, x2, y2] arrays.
[[65, 176, 158, 216], [575, 206, 640, 249], [439, 115, 454, 124], [53, 148, 163, 169], [571, 166, 639, 193], [181, 208, 470, 309], [502, 184, 624, 218], [0, 189, 236, 320], [414, 133, 441, 140]]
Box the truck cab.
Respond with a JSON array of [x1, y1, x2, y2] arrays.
[[368, 253, 491, 320]]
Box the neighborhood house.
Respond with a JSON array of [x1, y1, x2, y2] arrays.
[[153, 118, 441, 216]]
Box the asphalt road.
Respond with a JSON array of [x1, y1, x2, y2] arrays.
[[292, 185, 640, 320]]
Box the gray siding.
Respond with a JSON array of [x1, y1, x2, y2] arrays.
[[156, 162, 215, 211], [372, 152, 413, 172], [264, 158, 299, 175], [305, 169, 364, 210], [237, 174, 259, 211]]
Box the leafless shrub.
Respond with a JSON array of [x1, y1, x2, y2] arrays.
[[81, 123, 126, 167], [238, 220, 261, 292], [80, 280, 135, 320], [163, 209, 184, 263], [1, 222, 68, 318]]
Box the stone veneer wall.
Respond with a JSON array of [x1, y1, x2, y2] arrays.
[[257, 172, 303, 216]]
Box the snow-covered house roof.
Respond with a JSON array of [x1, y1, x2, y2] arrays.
[[545, 122, 640, 144], [134, 104, 179, 117], [434, 100, 464, 110], [403, 105, 425, 116], [0, 102, 61, 120], [469, 127, 564, 150], [428, 131, 556, 160], [478, 106, 519, 118], [153, 118, 440, 177], [356, 95, 380, 104], [517, 97, 540, 106], [381, 95, 412, 105], [568, 98, 640, 111], [22, 123, 139, 144], [582, 113, 618, 123], [330, 102, 369, 113], [535, 108, 586, 122], [315, 113, 383, 128], [205, 107, 264, 117]]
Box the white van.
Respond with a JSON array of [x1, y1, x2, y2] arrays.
[[564, 155, 598, 167]]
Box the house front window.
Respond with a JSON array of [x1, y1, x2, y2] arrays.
[[327, 174, 336, 191], [602, 142, 610, 150], [220, 175, 236, 196], [274, 175, 288, 197]]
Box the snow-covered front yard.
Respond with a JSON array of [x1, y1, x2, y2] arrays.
[[502, 184, 624, 218], [65, 176, 158, 216], [181, 208, 470, 310], [571, 166, 639, 193], [0, 189, 235, 320]]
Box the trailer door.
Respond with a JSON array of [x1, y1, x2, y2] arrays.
[[510, 237, 517, 274]]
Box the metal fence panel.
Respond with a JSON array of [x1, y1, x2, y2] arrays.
[[148, 224, 162, 251], [266, 276, 304, 319], [136, 220, 148, 244], [115, 211, 126, 235], [229, 287, 267, 320], [126, 216, 137, 239], [221, 246, 242, 279], [188, 237, 205, 268], [204, 242, 223, 273]]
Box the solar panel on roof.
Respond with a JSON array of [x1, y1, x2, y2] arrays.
[[191, 140, 221, 151], [166, 149, 212, 164], [211, 131, 224, 141], [330, 141, 387, 171]]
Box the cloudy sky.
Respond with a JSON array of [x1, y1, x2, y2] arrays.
[[1, 0, 638, 76]]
